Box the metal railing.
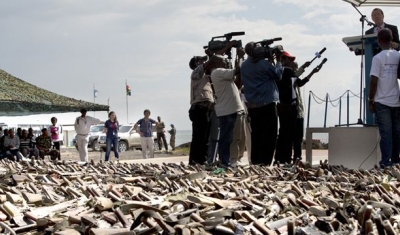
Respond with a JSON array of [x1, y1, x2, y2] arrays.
[[306, 90, 364, 128]]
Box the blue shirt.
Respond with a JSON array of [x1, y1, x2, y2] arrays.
[[104, 120, 119, 139], [241, 59, 283, 107], [136, 118, 156, 137]]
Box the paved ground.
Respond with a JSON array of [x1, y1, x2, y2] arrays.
[[61, 147, 328, 165]]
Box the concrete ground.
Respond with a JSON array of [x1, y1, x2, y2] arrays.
[[118, 149, 329, 165], [61, 147, 328, 165]]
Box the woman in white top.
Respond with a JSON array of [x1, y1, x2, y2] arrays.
[[48, 117, 61, 155]]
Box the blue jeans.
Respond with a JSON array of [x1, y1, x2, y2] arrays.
[[374, 102, 400, 166], [105, 136, 119, 161], [218, 112, 237, 167]]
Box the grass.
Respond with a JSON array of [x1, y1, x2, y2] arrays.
[[172, 146, 190, 155]]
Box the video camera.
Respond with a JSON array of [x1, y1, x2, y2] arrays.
[[204, 31, 245, 59], [251, 37, 284, 61]]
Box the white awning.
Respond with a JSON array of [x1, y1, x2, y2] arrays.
[[343, 0, 400, 6]]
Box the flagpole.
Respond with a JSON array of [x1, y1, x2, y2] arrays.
[[126, 80, 129, 123], [93, 84, 96, 117]]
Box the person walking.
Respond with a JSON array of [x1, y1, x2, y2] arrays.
[[168, 124, 176, 151], [104, 111, 120, 162], [74, 108, 101, 163], [134, 109, 158, 159]]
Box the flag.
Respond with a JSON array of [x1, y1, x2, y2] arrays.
[[126, 85, 131, 96], [94, 89, 99, 98]]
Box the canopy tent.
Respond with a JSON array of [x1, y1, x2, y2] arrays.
[[343, 0, 400, 6], [0, 69, 109, 116]]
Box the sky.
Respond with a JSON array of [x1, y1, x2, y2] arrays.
[[1, 0, 399, 131]]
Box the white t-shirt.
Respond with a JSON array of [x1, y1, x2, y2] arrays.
[[210, 68, 244, 117], [370, 49, 400, 107]]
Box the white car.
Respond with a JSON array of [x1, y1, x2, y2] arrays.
[[98, 125, 158, 152]]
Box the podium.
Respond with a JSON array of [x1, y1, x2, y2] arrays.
[[342, 34, 378, 125]]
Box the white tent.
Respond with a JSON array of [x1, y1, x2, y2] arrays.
[[343, 0, 400, 6]]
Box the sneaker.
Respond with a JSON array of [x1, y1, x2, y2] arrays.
[[212, 168, 226, 175]]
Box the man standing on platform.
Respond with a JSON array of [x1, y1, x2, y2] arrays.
[[74, 108, 101, 163], [369, 28, 400, 168], [366, 8, 399, 51]]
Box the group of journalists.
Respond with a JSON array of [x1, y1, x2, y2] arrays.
[[187, 33, 325, 169], [188, 7, 400, 170]]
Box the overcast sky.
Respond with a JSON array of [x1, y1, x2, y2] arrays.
[[1, 0, 399, 130]]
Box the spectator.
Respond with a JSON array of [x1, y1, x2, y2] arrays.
[[27, 128, 35, 139], [36, 128, 60, 160], [4, 129, 21, 161], [20, 129, 39, 158], [369, 28, 400, 168], [168, 124, 176, 151], [156, 116, 168, 151], [134, 109, 158, 159], [74, 108, 101, 162], [0, 129, 8, 157], [48, 117, 62, 158], [104, 111, 120, 162], [16, 127, 22, 139]]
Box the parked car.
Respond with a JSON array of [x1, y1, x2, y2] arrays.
[[72, 124, 104, 151], [98, 125, 158, 152]]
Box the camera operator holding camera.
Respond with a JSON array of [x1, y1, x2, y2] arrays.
[[188, 41, 240, 166], [240, 41, 283, 166], [208, 48, 245, 169]]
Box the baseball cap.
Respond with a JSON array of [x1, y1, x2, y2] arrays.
[[189, 55, 208, 70], [282, 51, 296, 61]]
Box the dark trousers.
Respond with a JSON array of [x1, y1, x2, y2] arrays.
[[157, 133, 168, 150], [293, 118, 304, 160], [53, 141, 61, 157], [248, 102, 278, 165], [218, 112, 237, 167], [207, 110, 219, 165], [189, 105, 211, 165], [275, 103, 297, 164], [5, 149, 21, 161]]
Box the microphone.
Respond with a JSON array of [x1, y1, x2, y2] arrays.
[[316, 47, 326, 58], [225, 32, 245, 37], [316, 58, 328, 69], [310, 47, 327, 64]]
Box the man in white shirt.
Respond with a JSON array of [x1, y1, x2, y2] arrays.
[[369, 28, 400, 168], [74, 108, 101, 162]]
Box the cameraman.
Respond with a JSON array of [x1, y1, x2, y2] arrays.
[[241, 42, 283, 165], [188, 41, 239, 166], [208, 48, 245, 169]]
